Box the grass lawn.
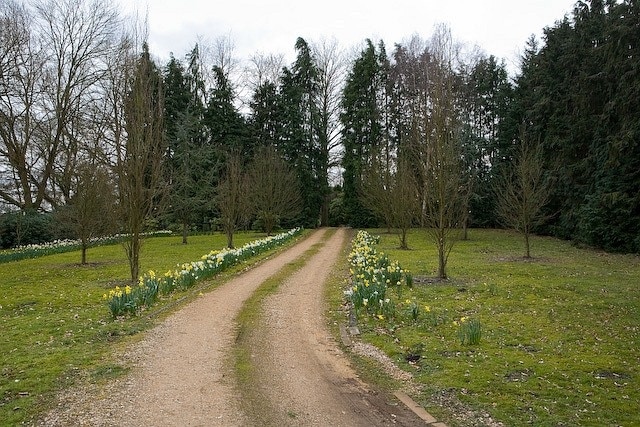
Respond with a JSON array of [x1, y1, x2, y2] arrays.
[[346, 228, 639, 426], [0, 231, 290, 425]]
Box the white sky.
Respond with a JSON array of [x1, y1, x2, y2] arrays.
[[122, 0, 578, 74]]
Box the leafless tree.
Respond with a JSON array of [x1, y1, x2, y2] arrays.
[[0, 0, 119, 210], [200, 33, 239, 83], [404, 26, 467, 279], [361, 151, 420, 249], [392, 154, 421, 249], [312, 37, 347, 224], [216, 152, 250, 248], [57, 163, 116, 264], [360, 153, 395, 233], [245, 52, 285, 92], [248, 146, 301, 235], [494, 130, 551, 258], [0, 0, 38, 209], [196, 33, 245, 105]]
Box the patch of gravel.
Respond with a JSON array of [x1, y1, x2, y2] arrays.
[[351, 342, 414, 383]]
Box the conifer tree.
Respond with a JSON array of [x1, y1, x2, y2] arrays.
[[340, 39, 387, 227]]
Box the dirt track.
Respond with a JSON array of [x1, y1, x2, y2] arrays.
[[38, 228, 425, 426]]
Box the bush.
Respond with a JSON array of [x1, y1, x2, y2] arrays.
[[0, 211, 55, 249]]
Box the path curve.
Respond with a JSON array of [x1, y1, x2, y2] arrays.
[[38, 228, 425, 426]]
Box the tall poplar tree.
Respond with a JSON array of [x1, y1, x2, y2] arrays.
[[119, 43, 166, 282]]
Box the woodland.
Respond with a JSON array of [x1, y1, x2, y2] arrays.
[[1, 0, 638, 266]]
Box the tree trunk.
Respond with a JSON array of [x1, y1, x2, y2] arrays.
[[320, 193, 329, 227], [226, 229, 234, 249], [463, 217, 469, 241], [437, 235, 447, 280], [128, 234, 141, 282], [400, 228, 408, 250], [182, 221, 188, 244]]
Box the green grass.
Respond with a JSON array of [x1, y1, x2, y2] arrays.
[[0, 231, 300, 425], [345, 228, 640, 426]]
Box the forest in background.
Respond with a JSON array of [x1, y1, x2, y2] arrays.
[[1, 0, 638, 254]]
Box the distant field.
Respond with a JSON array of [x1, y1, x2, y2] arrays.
[[0, 231, 279, 425], [345, 228, 640, 426]]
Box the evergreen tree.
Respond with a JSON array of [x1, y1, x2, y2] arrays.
[[249, 81, 283, 149], [205, 65, 248, 157], [204, 61, 250, 233], [340, 39, 387, 227], [278, 37, 323, 228], [163, 46, 213, 241], [459, 55, 513, 227]]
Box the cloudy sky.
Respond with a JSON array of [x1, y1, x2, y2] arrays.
[[122, 0, 578, 74]]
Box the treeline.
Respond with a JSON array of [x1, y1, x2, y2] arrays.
[[339, 0, 640, 253], [1, 0, 638, 256], [516, 0, 640, 252]]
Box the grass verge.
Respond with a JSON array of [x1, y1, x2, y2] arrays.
[[337, 228, 640, 426]]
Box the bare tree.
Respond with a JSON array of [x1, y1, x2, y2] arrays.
[[0, 0, 38, 209], [361, 151, 420, 249], [494, 130, 551, 258], [216, 152, 250, 248], [196, 33, 245, 105], [360, 153, 395, 232], [408, 26, 467, 279], [391, 154, 421, 249], [0, 0, 119, 210], [248, 146, 301, 235], [245, 52, 285, 92], [57, 163, 116, 264], [200, 33, 239, 83], [312, 37, 347, 225]]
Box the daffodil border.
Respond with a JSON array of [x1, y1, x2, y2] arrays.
[[345, 230, 412, 319], [104, 228, 302, 318], [0, 230, 173, 264]]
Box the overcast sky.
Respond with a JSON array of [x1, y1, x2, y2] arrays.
[[121, 0, 578, 74]]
